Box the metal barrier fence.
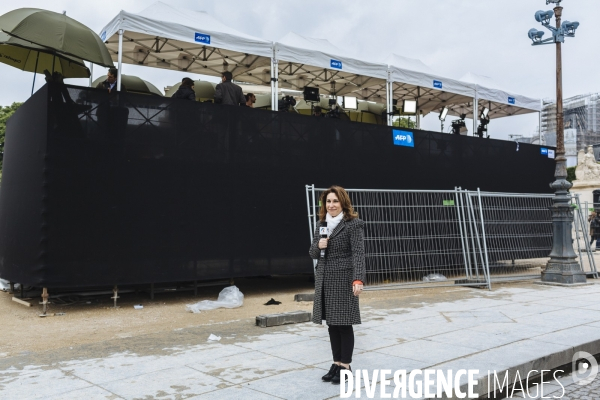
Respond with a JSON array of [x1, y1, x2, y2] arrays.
[[305, 185, 597, 290]]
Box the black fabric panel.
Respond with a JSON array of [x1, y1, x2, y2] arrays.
[[0, 85, 556, 288], [0, 86, 48, 285]]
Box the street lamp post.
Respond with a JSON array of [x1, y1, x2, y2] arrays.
[[528, 0, 585, 284]]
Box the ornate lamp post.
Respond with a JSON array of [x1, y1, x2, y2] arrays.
[[528, 0, 584, 284]]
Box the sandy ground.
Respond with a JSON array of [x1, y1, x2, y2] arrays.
[[0, 276, 494, 359]]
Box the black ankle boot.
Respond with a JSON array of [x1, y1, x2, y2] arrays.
[[331, 365, 351, 385], [322, 364, 339, 382]]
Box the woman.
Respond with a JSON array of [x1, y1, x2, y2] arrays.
[[309, 186, 365, 385]]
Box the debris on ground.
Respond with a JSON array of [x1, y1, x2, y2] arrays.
[[264, 298, 281, 305], [185, 286, 244, 313], [207, 334, 221, 341], [423, 273, 447, 282]]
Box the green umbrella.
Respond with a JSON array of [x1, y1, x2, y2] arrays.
[[92, 74, 163, 96], [0, 8, 113, 68], [0, 32, 89, 78]]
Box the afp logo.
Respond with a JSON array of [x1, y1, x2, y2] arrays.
[[508, 97, 516, 105], [433, 80, 443, 89], [330, 59, 342, 69], [194, 32, 211, 45], [541, 148, 548, 155], [393, 129, 414, 148]]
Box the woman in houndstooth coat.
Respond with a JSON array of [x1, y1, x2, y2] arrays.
[[309, 186, 365, 385]]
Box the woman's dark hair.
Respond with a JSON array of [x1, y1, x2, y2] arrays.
[[182, 77, 194, 87], [318, 185, 358, 222], [222, 71, 233, 81]]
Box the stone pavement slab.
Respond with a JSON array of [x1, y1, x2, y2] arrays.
[[4, 282, 600, 399]]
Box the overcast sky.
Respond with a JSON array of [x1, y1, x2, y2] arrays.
[[1, 0, 597, 141]]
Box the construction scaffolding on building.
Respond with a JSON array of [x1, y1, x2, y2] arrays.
[[542, 93, 600, 152]]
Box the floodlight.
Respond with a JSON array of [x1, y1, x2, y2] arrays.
[[528, 28, 545, 44], [480, 107, 489, 119], [439, 107, 449, 121], [562, 21, 580, 36], [343, 96, 358, 109], [403, 100, 417, 114], [535, 10, 554, 25]]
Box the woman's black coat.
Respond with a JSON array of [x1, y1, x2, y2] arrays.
[[309, 218, 366, 325]]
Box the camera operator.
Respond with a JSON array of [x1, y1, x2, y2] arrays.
[[313, 106, 324, 117], [278, 95, 297, 112]]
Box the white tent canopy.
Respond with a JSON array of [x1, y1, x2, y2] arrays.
[[98, 2, 541, 126], [99, 2, 273, 85], [460, 72, 542, 116]]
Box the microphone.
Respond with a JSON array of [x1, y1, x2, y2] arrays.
[[319, 222, 328, 259]]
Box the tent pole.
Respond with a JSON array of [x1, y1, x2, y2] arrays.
[[270, 47, 275, 110], [416, 86, 421, 129], [117, 28, 123, 91], [31, 51, 40, 96], [473, 91, 479, 136], [273, 57, 279, 111], [385, 70, 394, 126], [89, 62, 94, 87]]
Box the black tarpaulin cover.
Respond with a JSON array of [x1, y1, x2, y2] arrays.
[[0, 84, 555, 288]]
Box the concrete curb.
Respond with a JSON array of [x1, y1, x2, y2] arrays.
[[454, 338, 600, 399]]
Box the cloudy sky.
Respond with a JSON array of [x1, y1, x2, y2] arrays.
[[1, 0, 597, 141]]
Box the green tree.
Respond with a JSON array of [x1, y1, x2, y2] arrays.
[[392, 117, 416, 129], [0, 102, 23, 177], [566, 166, 576, 183]]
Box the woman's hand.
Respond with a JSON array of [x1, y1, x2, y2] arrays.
[[353, 283, 363, 296], [318, 238, 328, 249]]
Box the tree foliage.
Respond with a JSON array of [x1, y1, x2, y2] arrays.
[[567, 166, 576, 183], [392, 117, 416, 129], [0, 102, 23, 176]]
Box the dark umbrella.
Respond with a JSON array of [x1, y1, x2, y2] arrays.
[[92, 74, 162, 96], [0, 32, 89, 94], [0, 8, 113, 67]]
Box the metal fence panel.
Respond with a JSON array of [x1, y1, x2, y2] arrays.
[[306, 185, 597, 290]]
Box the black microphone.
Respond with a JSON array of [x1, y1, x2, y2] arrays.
[[319, 222, 328, 259]]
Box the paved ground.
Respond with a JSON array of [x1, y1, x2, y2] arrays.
[[2, 281, 600, 399]]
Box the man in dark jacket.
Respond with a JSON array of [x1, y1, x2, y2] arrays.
[[96, 67, 126, 93], [214, 71, 245, 105], [172, 77, 196, 101]]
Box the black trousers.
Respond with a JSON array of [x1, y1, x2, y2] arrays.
[[328, 325, 354, 364]]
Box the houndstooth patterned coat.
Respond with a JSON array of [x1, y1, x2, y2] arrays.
[[309, 218, 366, 326]]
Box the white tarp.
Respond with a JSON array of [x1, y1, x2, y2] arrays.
[[461, 72, 541, 112], [100, 2, 272, 58], [275, 32, 388, 80]]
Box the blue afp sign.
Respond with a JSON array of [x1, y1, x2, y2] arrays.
[[393, 130, 414, 148], [508, 97, 516, 105], [330, 59, 342, 69], [541, 148, 548, 155], [194, 32, 211, 45], [433, 80, 443, 89]]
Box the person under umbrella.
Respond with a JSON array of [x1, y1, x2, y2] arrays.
[[96, 68, 126, 93], [171, 77, 196, 101]]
